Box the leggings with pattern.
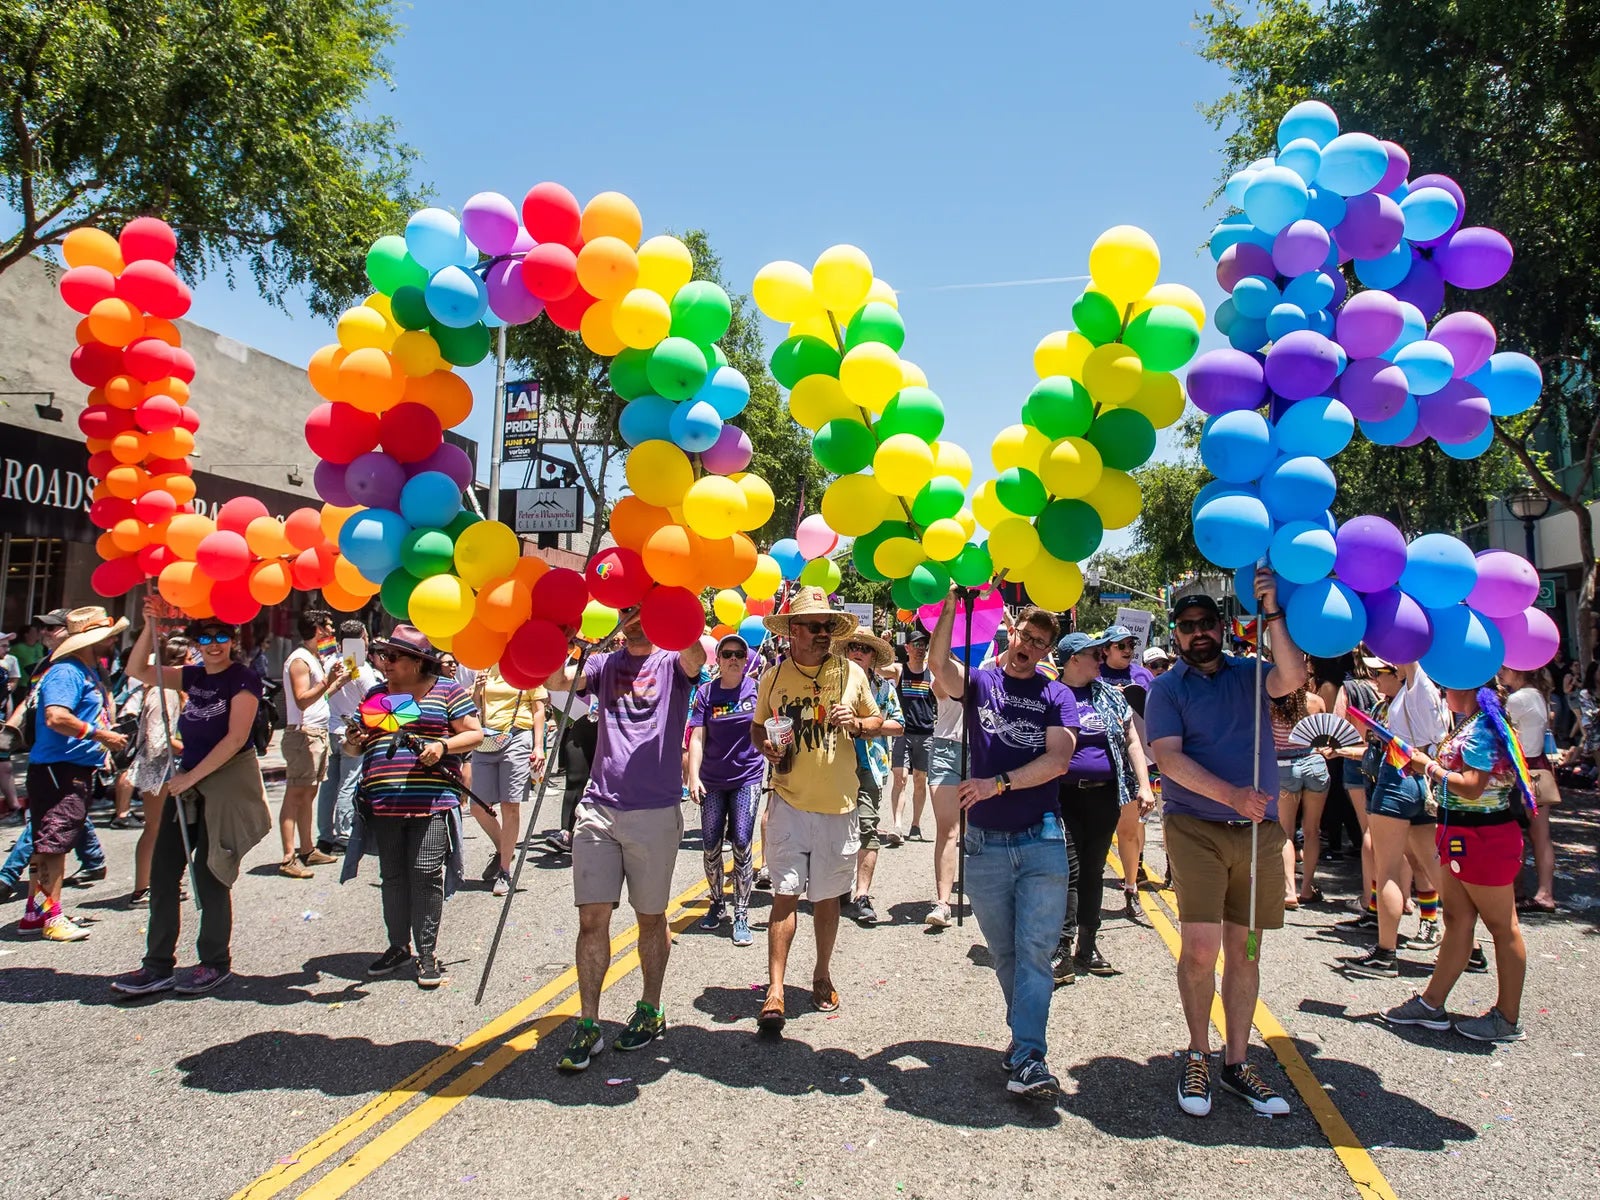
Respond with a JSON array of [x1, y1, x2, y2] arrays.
[[701, 781, 761, 917]]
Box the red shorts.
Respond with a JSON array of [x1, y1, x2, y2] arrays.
[[1436, 820, 1523, 887]]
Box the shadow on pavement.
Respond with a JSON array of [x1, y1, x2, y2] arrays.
[[0, 952, 378, 1008], [174, 1030, 452, 1096]]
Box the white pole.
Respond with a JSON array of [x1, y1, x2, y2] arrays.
[[487, 324, 508, 524]]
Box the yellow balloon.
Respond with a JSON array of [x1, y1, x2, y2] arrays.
[[971, 480, 1008, 532], [873, 433, 936, 498], [821, 473, 890, 537], [613, 288, 672, 350], [581, 299, 627, 357], [1086, 468, 1142, 530], [321, 503, 362, 545], [453, 520, 521, 589], [955, 507, 977, 539], [626, 440, 694, 508], [899, 359, 927, 389], [990, 423, 1051, 474], [732, 472, 775, 529], [364, 294, 399, 328], [838, 342, 903, 412], [1134, 282, 1207, 330], [681, 475, 750, 540], [786, 309, 835, 342], [1089, 224, 1161, 305], [337, 305, 392, 352], [788, 375, 857, 431], [752, 261, 816, 323], [1125, 369, 1186, 429], [874, 536, 926, 578], [1033, 330, 1072, 379], [1020, 554, 1084, 611], [811, 244, 873, 315], [930, 441, 973, 488], [408, 574, 475, 640], [986, 518, 1042, 575], [921, 518, 966, 562], [391, 329, 443, 376], [743, 553, 782, 600], [712, 589, 747, 627], [866, 277, 899, 310], [1082, 343, 1144, 406], [635, 235, 693, 298], [1038, 436, 1104, 500]]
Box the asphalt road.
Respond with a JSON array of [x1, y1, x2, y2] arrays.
[[1, 777, 1595, 1200]]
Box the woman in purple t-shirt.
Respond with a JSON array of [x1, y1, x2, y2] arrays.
[[686, 633, 766, 945]]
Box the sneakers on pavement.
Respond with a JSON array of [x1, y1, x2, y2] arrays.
[[175, 965, 232, 995], [1466, 945, 1489, 973], [908, 825, 923, 841], [279, 857, 313, 880], [881, 830, 903, 848], [731, 916, 753, 947], [1338, 911, 1379, 931], [557, 1019, 605, 1071], [480, 853, 501, 883], [852, 895, 879, 926], [298, 848, 338, 867], [1219, 1060, 1291, 1115], [1344, 948, 1399, 979], [492, 871, 511, 898], [17, 893, 47, 936], [66, 865, 107, 887], [545, 830, 572, 854], [699, 901, 726, 931], [42, 913, 90, 942], [368, 945, 411, 976], [1455, 1007, 1525, 1043], [1006, 1056, 1059, 1102], [615, 1001, 665, 1051], [924, 902, 952, 929], [1382, 992, 1451, 1031], [1408, 919, 1442, 950], [416, 957, 445, 989], [110, 968, 174, 997], [1177, 1050, 1212, 1117]]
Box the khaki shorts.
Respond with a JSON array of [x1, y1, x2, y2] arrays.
[[768, 794, 860, 902], [572, 801, 685, 914], [1163, 811, 1286, 930], [282, 726, 330, 788], [855, 766, 882, 851]]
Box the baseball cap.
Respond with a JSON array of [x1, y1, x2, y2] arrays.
[[1057, 631, 1110, 657], [1142, 645, 1170, 664], [1170, 593, 1222, 622], [1100, 624, 1136, 644], [38, 608, 70, 629], [907, 630, 930, 646]]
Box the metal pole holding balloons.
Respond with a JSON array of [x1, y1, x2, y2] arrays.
[[954, 585, 978, 927]]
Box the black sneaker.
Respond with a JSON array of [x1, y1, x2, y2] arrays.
[[557, 1019, 605, 1071], [1006, 1056, 1059, 1101], [368, 945, 411, 976], [1344, 948, 1399, 979], [1466, 945, 1489, 974], [1338, 911, 1379, 931], [1050, 939, 1077, 987], [908, 825, 923, 841], [1123, 890, 1139, 920], [1177, 1050, 1212, 1117], [544, 830, 572, 854], [853, 895, 879, 926], [0, 879, 24, 904], [1074, 946, 1116, 977], [1000, 1042, 1017, 1073], [109, 814, 143, 829], [754, 867, 772, 891], [480, 853, 500, 883], [615, 1000, 665, 1051], [416, 957, 445, 989], [67, 866, 108, 887], [1219, 1060, 1291, 1115]]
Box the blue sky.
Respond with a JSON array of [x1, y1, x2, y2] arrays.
[[182, 1, 1235, 552]]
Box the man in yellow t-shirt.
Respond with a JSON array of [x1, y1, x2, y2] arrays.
[[752, 587, 881, 1033]]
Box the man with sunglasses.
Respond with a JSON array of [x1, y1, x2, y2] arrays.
[[1145, 576, 1305, 1119]]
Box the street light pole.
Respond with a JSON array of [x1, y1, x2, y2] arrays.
[[487, 324, 508, 525], [1505, 486, 1551, 570]]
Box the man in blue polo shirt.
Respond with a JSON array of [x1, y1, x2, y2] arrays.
[[1145, 573, 1305, 1120]]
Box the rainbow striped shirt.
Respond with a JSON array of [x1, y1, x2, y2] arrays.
[[358, 681, 476, 817]]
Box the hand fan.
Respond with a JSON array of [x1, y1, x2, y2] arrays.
[[360, 692, 422, 732], [1288, 712, 1360, 750]]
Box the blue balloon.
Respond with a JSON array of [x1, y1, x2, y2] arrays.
[[1191, 479, 1258, 525], [1274, 396, 1354, 459], [1227, 317, 1270, 353], [1200, 410, 1276, 483], [1194, 494, 1273, 569], [398, 470, 462, 530], [405, 208, 467, 274], [1213, 297, 1240, 336], [1315, 132, 1388, 196], [1270, 520, 1338, 584], [619, 394, 675, 447], [737, 615, 769, 649], [1353, 242, 1413, 289], [338, 508, 411, 581], [668, 399, 723, 453], [1265, 302, 1310, 341], [1438, 422, 1495, 460], [1243, 166, 1310, 235], [1277, 137, 1323, 185], [1235, 565, 1299, 615], [1380, 302, 1429, 359], [1309, 307, 1337, 338], [1419, 604, 1505, 690], [1209, 216, 1275, 260], [424, 265, 488, 329], [1287, 578, 1367, 656], [1392, 340, 1456, 396], [770, 538, 806, 581], [1277, 100, 1339, 149], [1467, 352, 1542, 417], [1259, 454, 1337, 522], [1303, 186, 1347, 230], [1400, 534, 1478, 608], [1283, 270, 1336, 313], [696, 366, 751, 419], [1231, 276, 1281, 321], [1223, 171, 1256, 209], [1399, 187, 1460, 243], [1361, 395, 1420, 446]]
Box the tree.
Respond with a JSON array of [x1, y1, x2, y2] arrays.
[[1197, 0, 1600, 650], [0, 0, 424, 317], [1077, 548, 1168, 633]]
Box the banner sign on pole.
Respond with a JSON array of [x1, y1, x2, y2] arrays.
[[502, 379, 542, 462], [1114, 607, 1156, 655]]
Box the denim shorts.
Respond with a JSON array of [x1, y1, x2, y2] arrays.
[[1367, 763, 1435, 824], [1341, 758, 1369, 790], [928, 737, 963, 788], [1276, 753, 1329, 794]]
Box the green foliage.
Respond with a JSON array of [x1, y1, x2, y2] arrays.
[[1077, 548, 1167, 633], [1132, 458, 1208, 581], [0, 0, 425, 318]]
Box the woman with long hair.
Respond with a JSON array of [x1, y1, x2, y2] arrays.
[[1501, 666, 1558, 914], [1271, 660, 1329, 907], [1328, 653, 1380, 914]]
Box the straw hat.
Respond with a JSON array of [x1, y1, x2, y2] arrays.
[[369, 623, 445, 666], [50, 606, 130, 662], [761, 586, 857, 639], [840, 627, 894, 668]]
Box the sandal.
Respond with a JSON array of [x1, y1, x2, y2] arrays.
[[1283, 897, 1300, 911], [1516, 896, 1557, 914], [811, 978, 839, 1013], [757, 993, 786, 1033], [1299, 887, 1325, 906]]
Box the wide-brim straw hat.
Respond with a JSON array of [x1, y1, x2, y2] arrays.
[[762, 586, 858, 639], [50, 606, 130, 661], [840, 627, 894, 668], [370, 623, 445, 666]]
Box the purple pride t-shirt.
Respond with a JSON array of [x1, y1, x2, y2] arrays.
[[582, 648, 693, 810], [688, 677, 765, 789], [964, 664, 1078, 832]]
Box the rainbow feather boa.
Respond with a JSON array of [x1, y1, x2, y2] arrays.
[[1475, 687, 1537, 814]]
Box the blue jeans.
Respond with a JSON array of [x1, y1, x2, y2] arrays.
[[316, 750, 362, 848], [963, 816, 1070, 1065], [0, 815, 105, 885]]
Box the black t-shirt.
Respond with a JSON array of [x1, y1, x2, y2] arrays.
[[896, 666, 937, 735]]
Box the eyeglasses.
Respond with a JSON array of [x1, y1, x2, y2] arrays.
[[1176, 616, 1220, 635], [1015, 630, 1052, 652], [791, 620, 833, 634], [719, 649, 747, 660], [195, 632, 232, 646]]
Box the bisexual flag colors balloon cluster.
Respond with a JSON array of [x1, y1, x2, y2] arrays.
[[1191, 102, 1556, 687]]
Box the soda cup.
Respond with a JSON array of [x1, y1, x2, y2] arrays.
[[764, 716, 795, 775]]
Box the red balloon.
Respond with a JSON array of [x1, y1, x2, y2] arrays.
[[92, 555, 147, 598], [520, 242, 579, 301], [209, 575, 262, 625], [744, 596, 774, 617], [175, 405, 200, 435], [122, 337, 180, 382], [585, 547, 652, 610], [305, 401, 381, 464], [119, 217, 178, 265], [378, 403, 444, 464], [116, 260, 189, 319], [137, 543, 179, 576], [544, 284, 596, 332], [78, 404, 136, 440], [291, 545, 338, 590], [60, 266, 117, 315], [640, 585, 707, 651], [196, 530, 252, 581], [70, 342, 124, 387], [146, 455, 193, 475], [528, 567, 588, 627], [87, 450, 119, 478], [505, 618, 568, 679], [167, 347, 197, 383], [521, 182, 583, 250], [216, 496, 269, 535], [497, 656, 548, 691], [134, 489, 179, 523], [89, 496, 136, 530], [134, 393, 183, 432]]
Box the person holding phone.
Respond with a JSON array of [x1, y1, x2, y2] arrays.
[[316, 621, 379, 858]]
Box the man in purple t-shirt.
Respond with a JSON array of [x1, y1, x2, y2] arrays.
[[546, 610, 705, 1072], [929, 591, 1076, 1103]]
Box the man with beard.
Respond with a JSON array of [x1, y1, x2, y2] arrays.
[[1145, 575, 1304, 1119]]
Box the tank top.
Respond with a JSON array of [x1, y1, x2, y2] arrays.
[[283, 646, 329, 729], [895, 666, 937, 734], [1270, 696, 1303, 756]]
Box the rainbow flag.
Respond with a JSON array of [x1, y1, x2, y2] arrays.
[[1231, 616, 1256, 644], [1347, 707, 1416, 771], [1480, 697, 1537, 813]]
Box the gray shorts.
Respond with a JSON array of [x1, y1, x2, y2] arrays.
[[768, 795, 860, 902], [929, 736, 963, 788], [1277, 753, 1330, 795], [470, 729, 534, 808], [572, 800, 685, 913]]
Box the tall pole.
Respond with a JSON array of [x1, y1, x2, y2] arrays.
[[1524, 518, 1538, 569], [487, 325, 508, 525]]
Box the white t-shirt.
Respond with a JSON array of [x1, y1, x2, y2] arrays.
[[933, 695, 964, 740], [327, 664, 381, 729], [283, 646, 330, 729], [1389, 666, 1448, 749], [1507, 687, 1549, 756]]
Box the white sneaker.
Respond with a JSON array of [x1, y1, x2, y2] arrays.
[[924, 902, 952, 929]]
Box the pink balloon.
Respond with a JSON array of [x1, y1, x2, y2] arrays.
[[700, 424, 753, 475], [1493, 607, 1559, 672], [795, 514, 838, 561], [1468, 549, 1539, 618], [1428, 311, 1497, 378]]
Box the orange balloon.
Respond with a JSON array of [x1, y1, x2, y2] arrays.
[[87, 297, 145, 347], [245, 516, 295, 559], [144, 376, 189, 405], [451, 618, 511, 670], [63, 227, 125, 274], [146, 426, 194, 458], [473, 574, 533, 634], [510, 555, 550, 589], [579, 191, 644, 247], [402, 370, 472, 428], [247, 559, 294, 605], [95, 531, 123, 560], [104, 465, 150, 499], [333, 550, 381, 595], [338, 348, 406, 414], [321, 579, 371, 613], [166, 512, 217, 559], [85, 437, 111, 454], [142, 317, 182, 346], [110, 518, 151, 553], [641, 524, 704, 590], [103, 374, 144, 410], [320, 503, 362, 544], [701, 532, 758, 590], [609, 496, 672, 553], [158, 560, 213, 609], [91, 482, 112, 501], [75, 319, 98, 346], [308, 344, 348, 402], [579, 299, 626, 356], [710, 623, 736, 640], [110, 431, 147, 465], [157, 473, 197, 505], [283, 507, 324, 551], [575, 238, 639, 301]]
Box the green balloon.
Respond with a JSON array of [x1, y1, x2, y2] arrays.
[[366, 235, 428, 295], [1086, 408, 1157, 471], [1036, 499, 1103, 562], [1124, 305, 1201, 372], [401, 527, 457, 578], [391, 285, 432, 332], [704, 343, 728, 371], [995, 467, 1048, 517], [800, 557, 842, 592], [890, 574, 919, 611], [875, 386, 945, 442], [1072, 289, 1125, 346], [380, 569, 423, 621], [949, 541, 994, 587], [844, 302, 906, 353], [1024, 376, 1094, 439], [770, 336, 840, 389], [911, 476, 965, 525], [431, 321, 490, 367], [646, 337, 709, 401], [609, 348, 653, 400], [813, 418, 877, 474], [443, 509, 480, 539], [907, 561, 951, 607], [852, 520, 910, 583], [669, 281, 733, 345]]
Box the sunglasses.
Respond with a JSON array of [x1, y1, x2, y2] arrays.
[[1176, 616, 1221, 635], [371, 648, 411, 664], [1108, 639, 1136, 651], [195, 632, 232, 646], [719, 649, 747, 660], [791, 620, 833, 634]]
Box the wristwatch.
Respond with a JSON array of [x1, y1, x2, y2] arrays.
[[995, 772, 1012, 794]]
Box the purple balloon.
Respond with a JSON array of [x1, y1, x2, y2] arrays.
[[1264, 330, 1340, 401], [1187, 348, 1268, 415], [1217, 242, 1276, 293], [461, 192, 521, 257], [1493, 607, 1560, 672], [701, 424, 754, 475], [1388, 254, 1445, 319], [410, 441, 475, 491], [1376, 141, 1411, 194], [510, 228, 536, 254], [1418, 379, 1490, 444], [1335, 193, 1405, 261], [1272, 220, 1331, 277], [1361, 586, 1434, 664], [1335, 515, 1407, 591], [1468, 549, 1540, 619], [1408, 173, 1466, 247], [314, 458, 356, 507], [1335, 291, 1405, 358], [485, 258, 544, 325], [344, 451, 407, 510], [1428, 311, 1497, 378], [1337, 356, 1409, 421], [1435, 227, 1514, 289]]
